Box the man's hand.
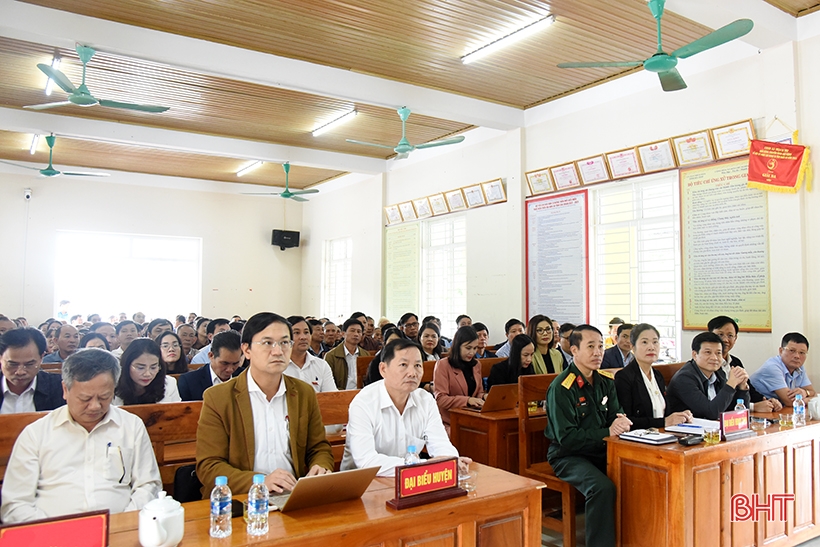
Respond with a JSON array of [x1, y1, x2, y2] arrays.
[[664, 411, 692, 427], [264, 468, 297, 493], [306, 465, 332, 477], [753, 398, 782, 412], [457, 457, 473, 475], [726, 366, 749, 389], [609, 414, 632, 436]]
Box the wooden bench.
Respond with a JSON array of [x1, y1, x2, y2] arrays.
[[356, 355, 373, 388], [518, 373, 577, 547], [316, 389, 360, 471], [0, 411, 48, 482], [654, 361, 685, 386]]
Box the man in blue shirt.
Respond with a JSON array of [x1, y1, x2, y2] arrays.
[[750, 332, 815, 407]]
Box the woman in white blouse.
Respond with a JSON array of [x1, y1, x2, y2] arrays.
[[614, 323, 691, 430], [114, 339, 181, 405]]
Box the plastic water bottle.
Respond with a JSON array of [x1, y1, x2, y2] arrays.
[[246, 474, 269, 536], [209, 476, 232, 538], [404, 445, 420, 465], [734, 399, 746, 411], [794, 394, 806, 427]]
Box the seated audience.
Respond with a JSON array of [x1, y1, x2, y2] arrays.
[[174, 315, 187, 329], [191, 318, 231, 365], [364, 327, 404, 386], [114, 339, 182, 405], [708, 316, 781, 412], [351, 312, 380, 352], [145, 318, 173, 340], [321, 321, 339, 355], [341, 339, 468, 477], [486, 334, 535, 391], [527, 314, 565, 374], [0, 328, 65, 413], [456, 315, 472, 328], [558, 323, 575, 365], [495, 318, 525, 358], [194, 317, 211, 350], [666, 332, 750, 419], [45, 327, 59, 354], [1, 348, 161, 522], [601, 323, 634, 369], [473, 322, 495, 358], [133, 312, 146, 325], [284, 316, 337, 392], [307, 319, 324, 356], [605, 317, 624, 348], [156, 331, 189, 374], [398, 313, 420, 341], [324, 318, 371, 390], [178, 330, 243, 401], [80, 332, 110, 351], [614, 323, 691, 429], [90, 322, 120, 352], [0, 316, 15, 335], [750, 332, 815, 407], [434, 326, 485, 431], [418, 322, 442, 361], [196, 312, 334, 496], [176, 323, 199, 362], [42, 324, 79, 363], [113, 320, 140, 358]]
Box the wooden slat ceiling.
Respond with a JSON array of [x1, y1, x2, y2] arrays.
[[21, 0, 715, 108], [0, 36, 471, 159], [763, 0, 820, 16], [0, 130, 345, 188]]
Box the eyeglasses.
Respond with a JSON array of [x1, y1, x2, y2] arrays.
[[132, 365, 160, 374], [403, 322, 419, 328], [535, 328, 552, 334], [160, 343, 181, 350], [252, 340, 293, 350], [3, 362, 38, 371]]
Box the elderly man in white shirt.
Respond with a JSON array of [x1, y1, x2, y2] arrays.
[[341, 338, 470, 477], [1, 348, 161, 523], [284, 316, 337, 393]]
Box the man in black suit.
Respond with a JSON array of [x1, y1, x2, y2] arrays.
[[0, 328, 65, 413], [178, 330, 243, 401], [601, 323, 633, 369]]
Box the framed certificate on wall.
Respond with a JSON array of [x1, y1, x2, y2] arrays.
[[429, 194, 449, 215], [525, 167, 554, 195], [385, 205, 402, 225], [575, 155, 610, 185], [445, 189, 467, 211], [481, 179, 506, 203], [637, 139, 677, 173], [398, 201, 417, 221], [462, 184, 487, 208], [606, 148, 642, 179], [672, 130, 715, 166], [710, 120, 755, 159], [550, 163, 581, 190], [413, 197, 433, 219]]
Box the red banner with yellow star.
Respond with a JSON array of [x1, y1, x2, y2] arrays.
[[747, 139, 810, 193]]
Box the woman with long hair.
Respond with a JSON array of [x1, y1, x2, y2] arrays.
[[486, 334, 536, 391], [527, 314, 566, 374], [433, 326, 484, 432], [155, 331, 189, 374], [418, 322, 441, 361], [114, 339, 181, 405], [79, 332, 110, 351]]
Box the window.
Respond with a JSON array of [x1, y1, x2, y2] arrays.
[[54, 231, 201, 320], [421, 215, 466, 339], [321, 237, 352, 321], [589, 172, 681, 361]]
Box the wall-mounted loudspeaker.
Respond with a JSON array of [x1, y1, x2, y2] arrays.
[[272, 229, 300, 251]]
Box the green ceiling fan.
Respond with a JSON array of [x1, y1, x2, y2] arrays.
[[0, 134, 109, 178], [24, 44, 170, 113], [243, 162, 319, 202], [557, 0, 753, 92], [346, 106, 465, 160]]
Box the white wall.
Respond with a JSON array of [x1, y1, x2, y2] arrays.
[[0, 172, 303, 322]]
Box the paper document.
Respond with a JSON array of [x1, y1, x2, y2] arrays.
[[665, 418, 720, 435]]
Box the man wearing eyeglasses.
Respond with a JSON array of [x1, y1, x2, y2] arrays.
[[0, 328, 65, 413], [196, 312, 334, 496], [750, 332, 815, 408]]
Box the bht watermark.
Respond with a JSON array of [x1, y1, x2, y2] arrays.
[[731, 493, 795, 522]]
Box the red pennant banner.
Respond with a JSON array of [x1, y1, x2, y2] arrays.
[[747, 139, 809, 193]]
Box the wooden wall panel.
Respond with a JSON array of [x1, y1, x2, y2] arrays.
[[729, 455, 756, 547], [693, 464, 722, 547], [477, 514, 524, 547], [791, 441, 816, 531], [762, 447, 788, 542], [619, 460, 671, 546]]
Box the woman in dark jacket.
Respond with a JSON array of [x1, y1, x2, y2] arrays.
[[614, 323, 692, 429], [486, 334, 536, 391]]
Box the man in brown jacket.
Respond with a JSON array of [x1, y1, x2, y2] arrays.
[[196, 312, 334, 496], [323, 318, 371, 390]]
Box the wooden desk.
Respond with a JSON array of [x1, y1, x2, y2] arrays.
[[109, 464, 545, 547], [608, 416, 820, 547], [449, 407, 520, 474]]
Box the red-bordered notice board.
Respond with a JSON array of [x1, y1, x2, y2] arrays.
[[525, 190, 589, 323]]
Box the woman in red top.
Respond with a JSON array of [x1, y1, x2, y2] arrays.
[[433, 326, 485, 433]]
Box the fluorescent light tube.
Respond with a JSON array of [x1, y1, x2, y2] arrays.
[[312, 110, 357, 137], [462, 15, 555, 64], [236, 160, 264, 177], [45, 56, 61, 96], [30, 134, 40, 155]]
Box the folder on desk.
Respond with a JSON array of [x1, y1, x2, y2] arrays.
[[619, 429, 678, 445]]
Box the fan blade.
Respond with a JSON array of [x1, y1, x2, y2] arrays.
[[98, 99, 170, 113], [290, 195, 309, 202], [671, 19, 753, 59], [658, 68, 687, 92], [36, 64, 76, 93], [558, 61, 644, 68], [23, 101, 73, 110], [394, 152, 410, 160], [345, 139, 395, 149], [415, 136, 466, 150], [0, 159, 42, 171], [62, 171, 111, 177], [242, 192, 282, 195], [289, 189, 320, 195]]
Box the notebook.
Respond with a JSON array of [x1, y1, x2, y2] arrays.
[[619, 429, 677, 445], [462, 383, 518, 413], [665, 418, 720, 435], [268, 466, 380, 512]]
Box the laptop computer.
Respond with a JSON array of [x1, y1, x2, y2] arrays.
[[269, 466, 380, 512], [462, 383, 518, 413]]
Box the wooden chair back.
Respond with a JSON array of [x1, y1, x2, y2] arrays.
[[480, 357, 505, 378], [356, 355, 372, 388], [0, 411, 48, 482], [316, 389, 359, 426], [517, 373, 558, 475], [654, 361, 686, 386]]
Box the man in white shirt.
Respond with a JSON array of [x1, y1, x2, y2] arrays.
[[0, 328, 65, 413], [90, 322, 120, 352], [324, 318, 370, 390], [112, 320, 139, 358], [495, 319, 525, 358], [1, 348, 161, 523], [190, 318, 231, 365], [177, 330, 243, 401], [341, 338, 470, 477], [284, 316, 337, 393]]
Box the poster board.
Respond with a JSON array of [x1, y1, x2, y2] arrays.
[[680, 159, 771, 331], [384, 224, 420, 322], [525, 190, 589, 323]]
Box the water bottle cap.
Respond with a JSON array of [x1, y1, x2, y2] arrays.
[[215, 476, 227, 486], [796, 394, 803, 400], [408, 445, 416, 453], [737, 399, 743, 404], [253, 474, 265, 484]]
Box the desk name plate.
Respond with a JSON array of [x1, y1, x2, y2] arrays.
[[721, 409, 755, 441], [0, 509, 109, 547], [387, 457, 466, 510]]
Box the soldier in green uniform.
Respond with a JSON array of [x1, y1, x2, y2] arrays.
[[546, 324, 632, 547]]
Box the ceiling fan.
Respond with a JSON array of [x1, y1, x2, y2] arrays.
[[243, 162, 319, 202], [24, 44, 170, 113], [0, 134, 109, 178], [346, 107, 465, 159], [556, 0, 753, 92]]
